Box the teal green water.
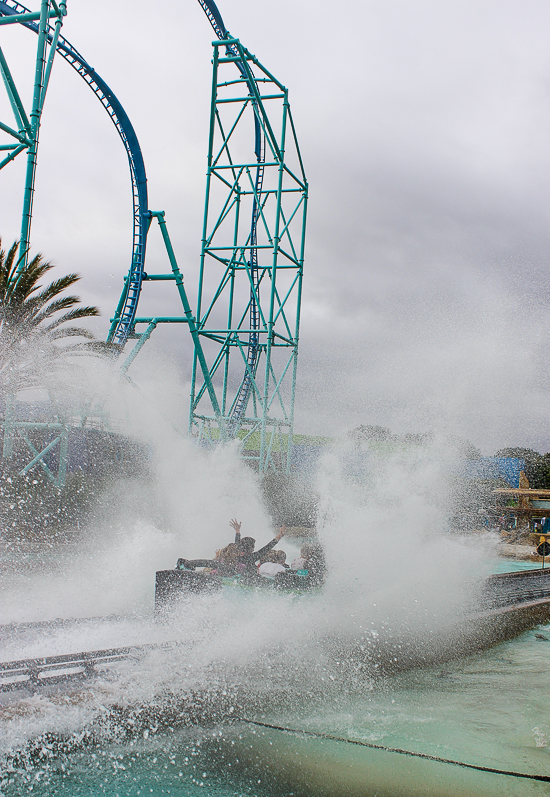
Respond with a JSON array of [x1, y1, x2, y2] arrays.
[[2, 557, 550, 796], [490, 558, 547, 574], [2, 738, 247, 796], [3, 620, 550, 797]]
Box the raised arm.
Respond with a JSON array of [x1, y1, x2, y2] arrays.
[[230, 518, 242, 544], [255, 526, 286, 558]]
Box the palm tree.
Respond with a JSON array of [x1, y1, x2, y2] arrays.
[[0, 239, 104, 398]]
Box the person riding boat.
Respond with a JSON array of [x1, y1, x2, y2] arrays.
[[177, 521, 287, 576], [176, 518, 244, 572], [258, 549, 289, 578], [213, 542, 243, 575], [290, 542, 326, 584], [230, 517, 242, 543], [237, 527, 286, 576]]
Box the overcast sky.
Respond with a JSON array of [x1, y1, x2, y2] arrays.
[[3, 0, 550, 453]]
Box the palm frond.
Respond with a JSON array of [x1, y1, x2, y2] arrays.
[[30, 296, 82, 327], [6, 255, 54, 304], [42, 306, 100, 332], [0, 242, 20, 295], [55, 340, 113, 355], [0, 240, 106, 398], [31, 274, 81, 306], [49, 326, 96, 340]]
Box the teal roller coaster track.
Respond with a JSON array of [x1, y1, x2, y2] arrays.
[[0, 0, 307, 477]]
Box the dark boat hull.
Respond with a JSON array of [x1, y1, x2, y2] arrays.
[[154, 568, 315, 613]]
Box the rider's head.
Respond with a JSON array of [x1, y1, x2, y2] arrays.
[[240, 536, 255, 553], [217, 543, 239, 562]]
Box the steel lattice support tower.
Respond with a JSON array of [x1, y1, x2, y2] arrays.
[[0, 1, 72, 487], [0, 0, 66, 265], [0, 0, 308, 479], [190, 37, 308, 473]]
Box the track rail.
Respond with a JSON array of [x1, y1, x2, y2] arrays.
[[0, 640, 181, 693], [0, 613, 143, 639]]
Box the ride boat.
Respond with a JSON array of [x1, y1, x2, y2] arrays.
[[154, 560, 320, 613], [155, 558, 550, 646]]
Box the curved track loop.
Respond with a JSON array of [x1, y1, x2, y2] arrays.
[[2, 0, 264, 434], [0, 0, 148, 347], [199, 0, 265, 437]]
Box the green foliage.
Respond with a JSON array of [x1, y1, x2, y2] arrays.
[[494, 447, 550, 489], [349, 425, 481, 456], [350, 425, 398, 443], [0, 239, 106, 398], [452, 438, 482, 460]]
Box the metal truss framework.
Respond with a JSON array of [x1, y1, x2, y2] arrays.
[[0, 0, 66, 264], [0, 0, 149, 347], [2, 404, 69, 488], [0, 0, 69, 484], [0, 0, 307, 478], [125, 34, 308, 473], [188, 37, 308, 472], [1, 394, 113, 488], [0, 0, 127, 485]]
